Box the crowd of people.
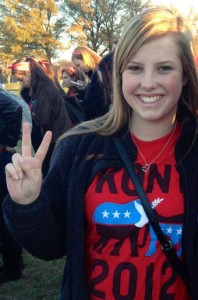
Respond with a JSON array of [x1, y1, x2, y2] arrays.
[[1, 6, 198, 300]]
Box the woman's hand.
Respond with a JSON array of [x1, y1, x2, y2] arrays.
[[76, 80, 87, 90], [5, 122, 52, 205]]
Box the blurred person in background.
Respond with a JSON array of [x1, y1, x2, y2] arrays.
[[9, 57, 71, 177], [59, 64, 88, 125], [9, 59, 42, 152], [71, 46, 101, 80], [61, 64, 88, 100], [0, 84, 32, 133], [0, 90, 23, 284], [97, 51, 114, 106], [80, 52, 114, 120], [72, 47, 110, 120]]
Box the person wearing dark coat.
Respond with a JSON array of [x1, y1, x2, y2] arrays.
[[0, 90, 23, 284], [9, 57, 72, 177], [81, 52, 114, 120]]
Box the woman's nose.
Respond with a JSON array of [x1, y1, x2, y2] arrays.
[[140, 72, 157, 90]]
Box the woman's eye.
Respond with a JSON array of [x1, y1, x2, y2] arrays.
[[159, 65, 173, 72], [127, 65, 142, 72]]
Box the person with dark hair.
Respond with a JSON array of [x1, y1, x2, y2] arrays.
[[3, 7, 198, 300], [0, 90, 23, 284], [9, 57, 71, 176], [97, 51, 114, 105], [80, 52, 113, 120]]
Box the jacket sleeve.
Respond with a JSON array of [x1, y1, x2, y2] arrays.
[[2, 137, 78, 260], [0, 92, 22, 147]]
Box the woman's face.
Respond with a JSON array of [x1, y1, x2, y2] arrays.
[[122, 35, 186, 128], [72, 58, 88, 72], [14, 71, 31, 88], [62, 72, 72, 88]]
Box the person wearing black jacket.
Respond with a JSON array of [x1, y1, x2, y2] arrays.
[[82, 52, 114, 120], [0, 90, 23, 284], [71, 46, 108, 120]]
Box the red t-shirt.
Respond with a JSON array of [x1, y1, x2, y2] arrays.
[[85, 124, 191, 300]]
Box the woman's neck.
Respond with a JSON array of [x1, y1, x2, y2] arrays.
[[129, 117, 177, 141]]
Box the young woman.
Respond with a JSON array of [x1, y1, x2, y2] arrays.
[[9, 57, 71, 176], [71, 46, 101, 79], [61, 64, 88, 99], [3, 8, 198, 300]]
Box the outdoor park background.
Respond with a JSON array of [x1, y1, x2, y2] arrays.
[[0, 0, 198, 75]]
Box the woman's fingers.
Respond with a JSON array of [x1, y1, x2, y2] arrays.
[[6, 123, 52, 183], [5, 162, 21, 180], [22, 122, 32, 158], [35, 131, 52, 163], [6, 153, 31, 180], [11, 153, 24, 179], [21, 122, 52, 164]]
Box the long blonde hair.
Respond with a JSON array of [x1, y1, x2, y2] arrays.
[[60, 7, 198, 141], [72, 46, 101, 71]]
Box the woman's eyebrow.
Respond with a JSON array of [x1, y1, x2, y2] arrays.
[[128, 59, 175, 65]]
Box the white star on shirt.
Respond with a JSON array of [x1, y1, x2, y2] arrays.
[[113, 210, 120, 218], [102, 210, 109, 218], [176, 228, 182, 235], [167, 227, 173, 234], [123, 210, 131, 218]]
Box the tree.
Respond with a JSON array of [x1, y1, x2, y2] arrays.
[[59, 0, 151, 54], [0, 0, 66, 62]]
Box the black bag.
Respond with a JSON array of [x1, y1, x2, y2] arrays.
[[64, 95, 85, 125]]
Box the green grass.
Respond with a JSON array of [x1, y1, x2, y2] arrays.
[[3, 83, 21, 92], [0, 251, 65, 300]]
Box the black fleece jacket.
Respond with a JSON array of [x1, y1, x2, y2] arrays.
[[3, 115, 198, 299]]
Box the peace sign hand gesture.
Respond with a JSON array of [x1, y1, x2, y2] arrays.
[[5, 122, 52, 205]]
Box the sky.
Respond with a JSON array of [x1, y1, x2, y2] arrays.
[[151, 0, 198, 15]]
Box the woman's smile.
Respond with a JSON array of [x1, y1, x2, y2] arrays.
[[122, 34, 186, 129], [136, 94, 162, 104]]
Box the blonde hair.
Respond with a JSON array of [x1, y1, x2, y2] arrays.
[[60, 7, 198, 141], [72, 46, 101, 71]]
